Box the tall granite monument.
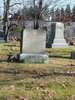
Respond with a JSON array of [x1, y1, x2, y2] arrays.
[[52, 22, 68, 48], [20, 29, 48, 63]]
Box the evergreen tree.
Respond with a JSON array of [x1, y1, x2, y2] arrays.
[[72, 6, 75, 22], [50, 8, 55, 21], [55, 8, 60, 22], [65, 4, 71, 22], [60, 8, 65, 22]]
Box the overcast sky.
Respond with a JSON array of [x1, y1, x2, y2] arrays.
[[0, 0, 75, 16]]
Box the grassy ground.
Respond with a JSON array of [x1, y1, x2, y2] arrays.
[[0, 42, 74, 100]]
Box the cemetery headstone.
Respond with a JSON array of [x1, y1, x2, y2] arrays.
[[20, 29, 48, 63], [0, 22, 5, 43], [71, 51, 75, 59], [52, 22, 68, 48], [46, 23, 56, 48], [0, 31, 5, 43]]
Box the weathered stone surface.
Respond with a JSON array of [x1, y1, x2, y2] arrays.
[[22, 29, 46, 53]]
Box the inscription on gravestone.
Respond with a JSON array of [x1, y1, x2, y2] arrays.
[[20, 54, 48, 63]]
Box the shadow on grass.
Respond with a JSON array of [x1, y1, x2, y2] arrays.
[[0, 68, 75, 81], [49, 55, 70, 59]]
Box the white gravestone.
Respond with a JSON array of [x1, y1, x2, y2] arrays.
[[22, 29, 46, 54], [52, 22, 68, 48], [20, 29, 48, 63]]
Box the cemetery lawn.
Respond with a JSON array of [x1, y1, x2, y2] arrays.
[[0, 42, 75, 99]]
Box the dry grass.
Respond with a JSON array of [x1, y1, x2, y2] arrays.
[[0, 42, 20, 55], [0, 42, 74, 99]]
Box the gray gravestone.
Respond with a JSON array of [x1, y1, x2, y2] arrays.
[[71, 51, 75, 59], [20, 29, 48, 63], [52, 22, 68, 48], [0, 21, 5, 42], [22, 29, 46, 53]]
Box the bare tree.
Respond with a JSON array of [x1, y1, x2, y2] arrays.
[[26, 0, 62, 29], [3, 0, 11, 42], [33, 0, 43, 29], [3, 0, 21, 42], [3, 0, 63, 42]]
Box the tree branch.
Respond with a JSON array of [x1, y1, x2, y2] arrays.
[[9, 3, 22, 7]]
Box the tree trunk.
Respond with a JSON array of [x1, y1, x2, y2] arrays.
[[3, 0, 10, 42], [33, 0, 42, 29]]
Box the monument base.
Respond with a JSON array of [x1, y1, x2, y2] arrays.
[[19, 53, 48, 64], [52, 38, 68, 48]]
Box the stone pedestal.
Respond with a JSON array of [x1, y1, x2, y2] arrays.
[[20, 54, 48, 64], [52, 22, 68, 48]]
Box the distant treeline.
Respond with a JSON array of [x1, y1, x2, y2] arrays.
[[10, 4, 75, 23], [50, 4, 75, 22]]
